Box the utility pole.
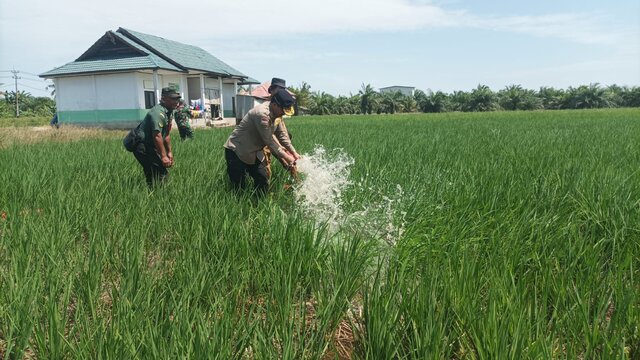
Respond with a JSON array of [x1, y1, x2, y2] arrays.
[[11, 69, 20, 117]]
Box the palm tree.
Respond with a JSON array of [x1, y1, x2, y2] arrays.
[[468, 85, 499, 112], [4, 90, 33, 117], [358, 83, 378, 114], [288, 82, 312, 115], [449, 90, 470, 112], [309, 91, 335, 115], [348, 93, 361, 114], [418, 90, 449, 113], [379, 91, 404, 114], [565, 83, 612, 109], [334, 96, 346, 115], [400, 94, 417, 113], [620, 86, 640, 107], [537, 86, 565, 110], [498, 85, 542, 111], [604, 84, 624, 108]]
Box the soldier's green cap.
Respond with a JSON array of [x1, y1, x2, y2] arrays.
[[161, 87, 181, 99]]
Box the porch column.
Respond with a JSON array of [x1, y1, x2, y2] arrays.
[[233, 79, 238, 118], [180, 75, 187, 99], [218, 77, 224, 119], [153, 70, 160, 105], [199, 74, 206, 117]]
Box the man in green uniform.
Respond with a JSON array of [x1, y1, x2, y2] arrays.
[[174, 99, 194, 140], [130, 87, 180, 186]]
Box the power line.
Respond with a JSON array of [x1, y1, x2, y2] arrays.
[[0, 69, 52, 116], [20, 77, 48, 83], [17, 83, 49, 92]]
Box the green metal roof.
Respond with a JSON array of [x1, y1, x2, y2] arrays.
[[40, 28, 249, 79], [40, 56, 182, 77], [239, 76, 261, 85], [118, 28, 246, 77]]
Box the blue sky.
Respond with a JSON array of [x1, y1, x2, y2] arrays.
[[1, 0, 638, 97]]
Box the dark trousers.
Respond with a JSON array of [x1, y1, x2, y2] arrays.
[[133, 144, 168, 186], [225, 148, 268, 195]]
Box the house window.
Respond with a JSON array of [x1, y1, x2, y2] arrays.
[[205, 88, 220, 100], [144, 91, 156, 109]]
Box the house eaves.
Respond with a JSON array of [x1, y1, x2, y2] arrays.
[[39, 30, 183, 78]]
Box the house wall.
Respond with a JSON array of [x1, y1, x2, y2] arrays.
[[222, 83, 237, 118], [186, 77, 201, 103], [204, 77, 221, 104], [56, 73, 146, 128], [137, 73, 189, 106]]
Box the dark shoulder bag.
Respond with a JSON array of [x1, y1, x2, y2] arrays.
[[123, 127, 139, 152]]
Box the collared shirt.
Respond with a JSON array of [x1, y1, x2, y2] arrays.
[[135, 103, 173, 147], [224, 102, 296, 164]]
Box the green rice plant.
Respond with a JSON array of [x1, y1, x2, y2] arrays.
[[0, 108, 638, 359]]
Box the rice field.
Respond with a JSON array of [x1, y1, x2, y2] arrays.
[[1, 108, 639, 359]]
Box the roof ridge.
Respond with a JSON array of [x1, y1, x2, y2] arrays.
[[117, 27, 246, 78]]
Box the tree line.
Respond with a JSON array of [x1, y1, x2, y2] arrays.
[[0, 91, 56, 118], [288, 83, 640, 116], [2, 82, 639, 120]]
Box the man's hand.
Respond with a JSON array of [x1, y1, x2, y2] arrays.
[[162, 156, 172, 168], [292, 152, 301, 160], [167, 152, 174, 166], [282, 152, 295, 167], [288, 164, 298, 180]]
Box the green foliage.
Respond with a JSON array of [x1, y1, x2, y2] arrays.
[[468, 84, 500, 112], [288, 81, 312, 114], [295, 82, 640, 116], [309, 91, 336, 115], [3, 90, 56, 117], [0, 109, 639, 358], [379, 91, 404, 114], [358, 83, 378, 114], [449, 90, 471, 112], [565, 83, 613, 109], [498, 84, 543, 111], [0, 109, 640, 359], [417, 90, 449, 113], [539, 86, 567, 110]]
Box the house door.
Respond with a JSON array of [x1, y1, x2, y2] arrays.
[[210, 104, 220, 118]]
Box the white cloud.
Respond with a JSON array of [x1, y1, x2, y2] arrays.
[[469, 13, 629, 46], [5, 0, 630, 45]]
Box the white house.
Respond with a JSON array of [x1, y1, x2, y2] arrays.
[[40, 28, 254, 128], [379, 86, 416, 97]]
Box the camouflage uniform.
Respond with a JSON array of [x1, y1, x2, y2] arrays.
[[174, 103, 194, 140], [132, 103, 174, 186]]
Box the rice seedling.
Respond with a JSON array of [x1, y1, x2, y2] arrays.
[[0, 108, 638, 358]]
